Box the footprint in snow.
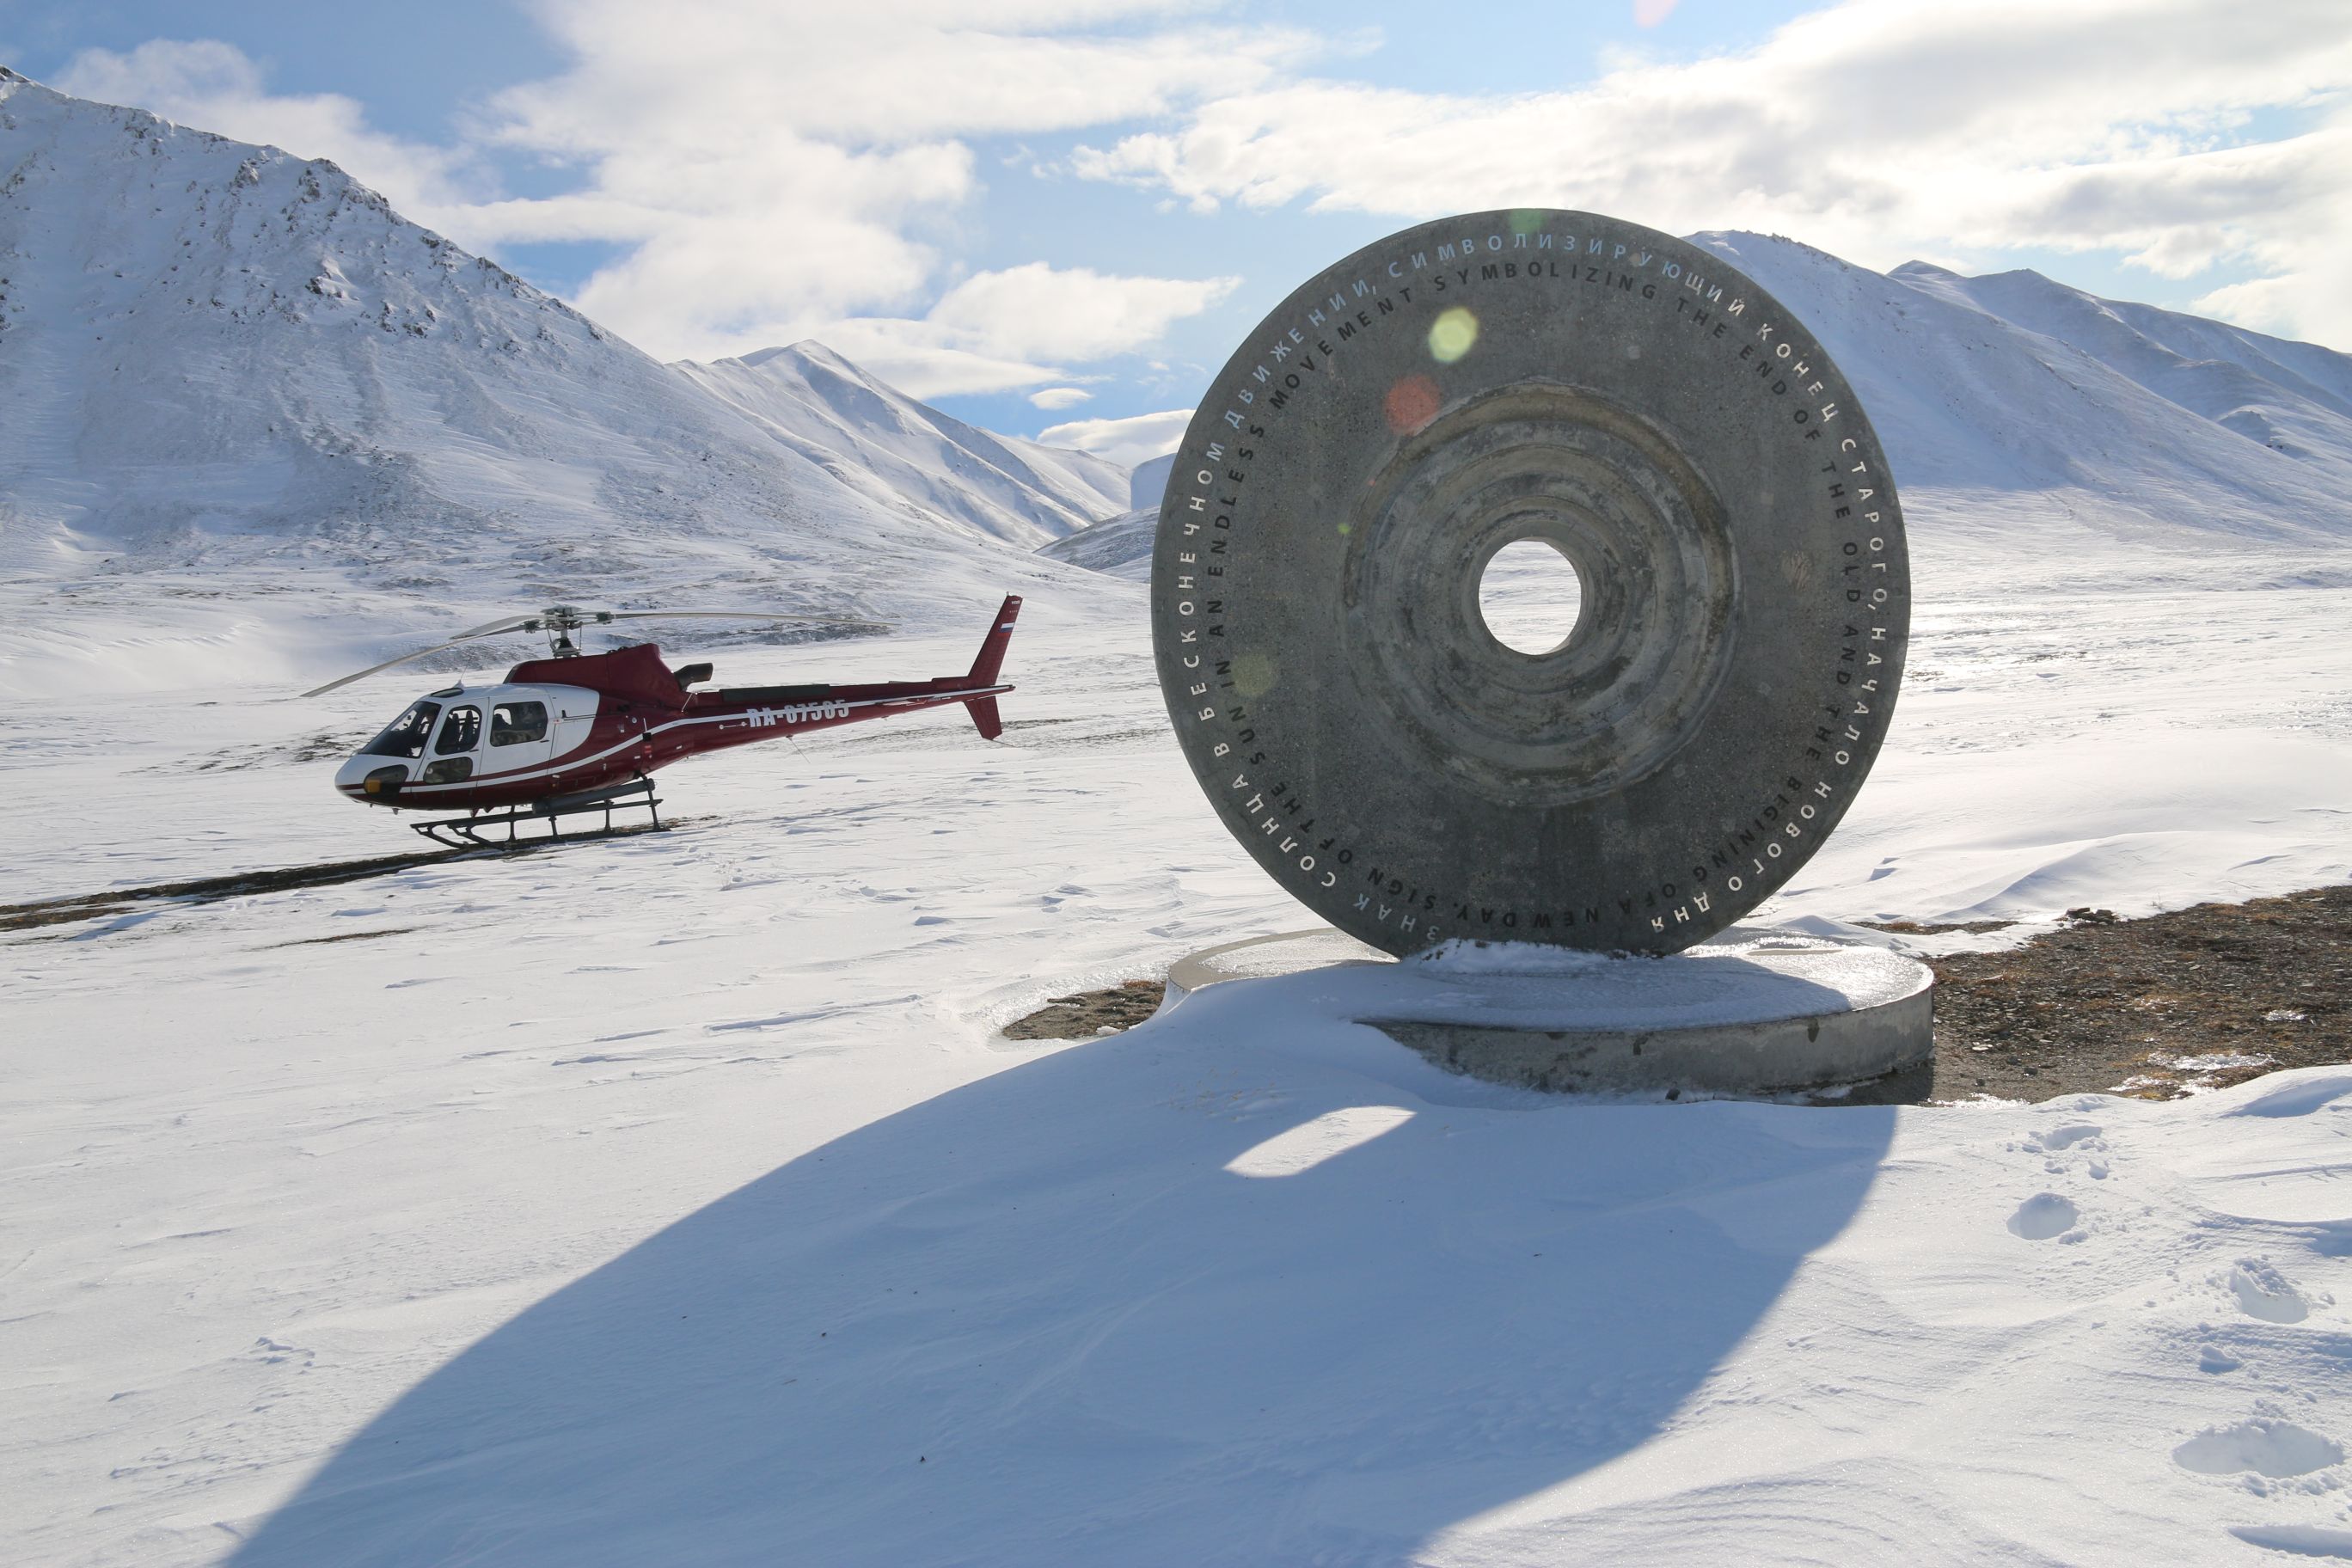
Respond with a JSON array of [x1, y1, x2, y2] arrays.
[[2230, 1259, 2312, 1324], [2026, 1122, 2113, 1179], [2007, 1191, 2079, 1240], [2173, 1418, 2343, 1479]]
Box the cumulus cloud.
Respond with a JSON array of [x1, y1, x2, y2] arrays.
[[771, 261, 1238, 397], [466, 0, 1289, 362], [1069, 0, 2352, 347], [928, 264, 1238, 362], [1035, 407, 1193, 467], [52, 15, 1265, 374], [1028, 387, 1094, 409]]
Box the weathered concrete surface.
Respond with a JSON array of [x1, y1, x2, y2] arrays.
[[1152, 210, 1909, 957], [1162, 928, 1934, 1097]]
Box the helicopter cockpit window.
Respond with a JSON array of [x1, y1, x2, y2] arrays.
[[360, 701, 441, 759], [491, 701, 548, 745], [436, 706, 482, 755]]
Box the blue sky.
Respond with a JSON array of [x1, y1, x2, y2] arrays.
[[7, 1, 2345, 463]]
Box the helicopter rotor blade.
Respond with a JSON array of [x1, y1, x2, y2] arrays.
[[595, 610, 891, 629], [302, 610, 890, 699], [299, 616, 542, 698]]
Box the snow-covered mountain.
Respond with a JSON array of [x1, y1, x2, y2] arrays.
[[1126, 451, 1175, 511], [1694, 233, 2352, 546], [677, 343, 1125, 548], [0, 69, 1124, 694], [13, 50, 2351, 689], [1036, 506, 1154, 580]]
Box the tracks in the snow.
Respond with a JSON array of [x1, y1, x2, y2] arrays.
[[0, 823, 677, 934]]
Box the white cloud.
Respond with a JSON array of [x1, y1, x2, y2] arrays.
[[53, 40, 490, 234], [928, 263, 1238, 362], [494, 0, 1315, 150], [1035, 407, 1192, 467], [1069, 0, 2352, 347], [52, 17, 1273, 371], [564, 138, 979, 360], [772, 261, 1238, 398], [462, 0, 1295, 362], [1028, 387, 1093, 410]]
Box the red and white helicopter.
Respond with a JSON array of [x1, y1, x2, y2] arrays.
[[309, 596, 1021, 847]]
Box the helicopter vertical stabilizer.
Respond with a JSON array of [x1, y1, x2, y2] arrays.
[[966, 595, 1023, 687]]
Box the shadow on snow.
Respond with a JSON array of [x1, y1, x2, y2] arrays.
[[232, 971, 1897, 1565]]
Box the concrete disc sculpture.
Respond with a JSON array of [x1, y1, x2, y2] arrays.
[[1152, 210, 1908, 956]]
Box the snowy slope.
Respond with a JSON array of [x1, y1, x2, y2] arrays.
[[0, 69, 1120, 696], [677, 342, 1127, 548], [1694, 233, 2352, 546], [1902, 261, 2352, 471], [1126, 450, 1174, 511], [1035, 505, 1155, 580]]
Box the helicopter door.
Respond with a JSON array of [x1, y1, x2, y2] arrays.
[[542, 688, 599, 764], [420, 704, 482, 785], [484, 690, 559, 781]]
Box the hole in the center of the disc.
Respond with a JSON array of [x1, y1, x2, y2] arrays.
[[1477, 538, 1583, 655]]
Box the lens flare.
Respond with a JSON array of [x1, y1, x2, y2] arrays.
[[1383, 374, 1442, 434], [1428, 307, 1478, 364]]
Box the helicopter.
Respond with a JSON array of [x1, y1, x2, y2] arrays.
[[307, 596, 1022, 848]]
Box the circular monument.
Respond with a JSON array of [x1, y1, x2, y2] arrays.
[[1151, 210, 1909, 958]]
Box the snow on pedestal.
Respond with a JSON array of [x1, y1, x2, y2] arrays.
[[1167, 927, 1933, 1095]]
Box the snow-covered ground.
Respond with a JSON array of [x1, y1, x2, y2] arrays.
[[8, 542, 2352, 1565], [9, 64, 2352, 1568]]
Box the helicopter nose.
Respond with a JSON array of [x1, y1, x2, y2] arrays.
[[335, 756, 409, 803]]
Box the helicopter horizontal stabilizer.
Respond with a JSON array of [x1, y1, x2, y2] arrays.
[[964, 695, 1005, 742]]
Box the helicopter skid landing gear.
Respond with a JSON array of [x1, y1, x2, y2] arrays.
[[411, 778, 665, 850]]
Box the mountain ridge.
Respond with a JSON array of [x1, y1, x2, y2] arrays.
[[0, 69, 1130, 693], [677, 340, 1126, 548], [1692, 230, 2352, 542], [9, 63, 2350, 693]]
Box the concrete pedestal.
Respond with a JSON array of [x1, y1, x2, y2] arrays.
[[1166, 928, 1934, 1097]]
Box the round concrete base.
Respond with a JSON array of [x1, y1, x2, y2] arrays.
[[1166, 928, 1934, 1097]]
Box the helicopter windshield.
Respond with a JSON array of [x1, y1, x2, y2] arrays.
[[359, 701, 441, 759]]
